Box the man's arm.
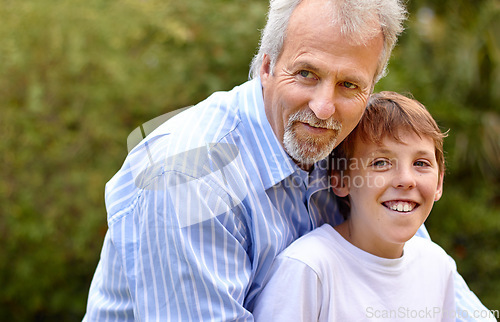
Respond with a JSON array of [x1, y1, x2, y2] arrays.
[[86, 169, 254, 321], [451, 262, 497, 322]]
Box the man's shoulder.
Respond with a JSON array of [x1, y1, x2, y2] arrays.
[[104, 80, 266, 225], [150, 90, 242, 149], [128, 79, 263, 165]]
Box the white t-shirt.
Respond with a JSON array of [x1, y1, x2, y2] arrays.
[[252, 224, 456, 321]]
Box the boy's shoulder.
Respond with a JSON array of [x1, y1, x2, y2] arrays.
[[405, 235, 456, 270], [276, 224, 344, 275], [281, 224, 337, 255], [279, 226, 456, 273], [406, 235, 448, 255]]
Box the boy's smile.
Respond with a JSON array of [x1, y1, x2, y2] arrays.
[[334, 131, 444, 259], [382, 200, 418, 213]]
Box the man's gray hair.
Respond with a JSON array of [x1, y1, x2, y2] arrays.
[[249, 0, 407, 84]]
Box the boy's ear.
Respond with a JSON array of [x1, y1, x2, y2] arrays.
[[434, 172, 444, 201], [330, 170, 350, 197]]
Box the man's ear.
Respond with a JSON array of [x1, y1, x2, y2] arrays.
[[434, 172, 444, 201], [260, 54, 272, 83], [331, 170, 350, 197]]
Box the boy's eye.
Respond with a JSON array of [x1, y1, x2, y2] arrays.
[[372, 159, 390, 168], [414, 160, 430, 167]]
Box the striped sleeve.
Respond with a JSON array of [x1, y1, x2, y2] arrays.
[[451, 261, 497, 321], [88, 169, 253, 321]]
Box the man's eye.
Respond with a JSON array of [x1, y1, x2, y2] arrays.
[[298, 70, 315, 79], [342, 81, 357, 89]]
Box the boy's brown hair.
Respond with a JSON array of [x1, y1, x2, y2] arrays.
[[331, 91, 448, 218]]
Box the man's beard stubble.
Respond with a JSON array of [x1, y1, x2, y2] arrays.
[[283, 109, 342, 167]]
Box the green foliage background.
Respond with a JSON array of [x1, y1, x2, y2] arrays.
[[0, 0, 498, 320]]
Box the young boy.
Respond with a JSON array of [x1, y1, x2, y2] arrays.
[[252, 91, 457, 321]]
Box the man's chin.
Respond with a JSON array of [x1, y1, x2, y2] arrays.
[[283, 126, 339, 168], [285, 143, 334, 168]]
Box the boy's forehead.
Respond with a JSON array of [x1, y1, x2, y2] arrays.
[[353, 131, 436, 156], [355, 125, 431, 146]]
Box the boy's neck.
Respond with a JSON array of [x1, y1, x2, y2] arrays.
[[334, 220, 405, 259]]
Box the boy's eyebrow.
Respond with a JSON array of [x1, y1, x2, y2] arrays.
[[370, 148, 435, 158], [414, 150, 436, 157], [370, 148, 393, 155]]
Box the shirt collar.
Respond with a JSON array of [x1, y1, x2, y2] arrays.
[[308, 158, 331, 192]]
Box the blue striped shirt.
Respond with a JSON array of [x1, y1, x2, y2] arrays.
[[84, 78, 494, 321]]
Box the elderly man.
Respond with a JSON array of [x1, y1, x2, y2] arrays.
[[84, 0, 491, 320]]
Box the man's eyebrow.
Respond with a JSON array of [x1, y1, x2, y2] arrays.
[[292, 61, 321, 73], [342, 71, 370, 88]]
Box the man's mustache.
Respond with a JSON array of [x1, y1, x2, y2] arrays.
[[287, 109, 342, 131]]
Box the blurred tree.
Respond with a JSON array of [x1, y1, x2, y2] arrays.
[[0, 0, 267, 320], [0, 0, 498, 320]]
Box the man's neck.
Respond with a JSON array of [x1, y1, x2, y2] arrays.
[[296, 161, 314, 173]]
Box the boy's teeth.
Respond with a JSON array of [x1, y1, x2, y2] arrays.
[[386, 201, 416, 212]]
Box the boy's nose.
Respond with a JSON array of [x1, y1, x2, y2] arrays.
[[393, 167, 416, 189]]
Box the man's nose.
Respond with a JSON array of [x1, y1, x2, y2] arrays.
[[309, 84, 336, 120]]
